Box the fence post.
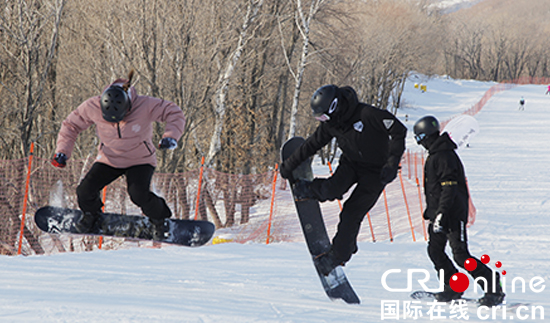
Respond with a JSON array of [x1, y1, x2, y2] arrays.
[[407, 150, 412, 180], [366, 212, 376, 242], [399, 168, 416, 242], [383, 189, 393, 242], [266, 164, 279, 244], [98, 186, 107, 249], [17, 142, 34, 255], [194, 156, 205, 221]]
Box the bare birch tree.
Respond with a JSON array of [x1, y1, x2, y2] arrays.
[[0, 0, 65, 158], [205, 0, 264, 167], [286, 0, 325, 139]]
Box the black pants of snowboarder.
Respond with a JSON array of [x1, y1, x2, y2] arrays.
[[308, 156, 385, 263], [428, 220, 496, 292], [77, 162, 171, 222]]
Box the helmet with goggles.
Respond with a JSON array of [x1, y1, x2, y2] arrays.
[[310, 85, 339, 122], [413, 115, 440, 144]]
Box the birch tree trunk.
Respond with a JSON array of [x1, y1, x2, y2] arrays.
[[205, 0, 264, 167], [287, 0, 324, 139], [0, 0, 66, 157]]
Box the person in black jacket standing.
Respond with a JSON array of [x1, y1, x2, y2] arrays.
[[414, 115, 505, 306], [280, 84, 407, 275]]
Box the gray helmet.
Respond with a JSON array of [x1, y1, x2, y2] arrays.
[[413, 115, 440, 144], [310, 85, 338, 121], [100, 86, 131, 123]]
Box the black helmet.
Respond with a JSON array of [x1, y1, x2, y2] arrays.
[[413, 115, 440, 144], [100, 86, 131, 123], [311, 85, 338, 122]]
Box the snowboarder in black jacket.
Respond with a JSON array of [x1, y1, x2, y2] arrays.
[[280, 84, 407, 275], [414, 115, 505, 306]]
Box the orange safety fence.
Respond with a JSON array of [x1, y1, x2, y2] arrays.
[[1, 152, 427, 256], [440, 76, 550, 129]]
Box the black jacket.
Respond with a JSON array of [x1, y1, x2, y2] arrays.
[[423, 132, 469, 229], [285, 87, 407, 171]]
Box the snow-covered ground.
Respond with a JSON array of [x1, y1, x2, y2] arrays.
[[431, 0, 486, 13], [1, 75, 549, 322]]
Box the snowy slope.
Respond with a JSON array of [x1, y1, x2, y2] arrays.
[[1, 75, 549, 322], [431, 0, 486, 13]]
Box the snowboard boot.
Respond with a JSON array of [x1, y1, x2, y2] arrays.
[[314, 249, 345, 276], [74, 211, 100, 233], [478, 292, 505, 306], [150, 218, 168, 241], [479, 273, 505, 306], [293, 180, 315, 200]]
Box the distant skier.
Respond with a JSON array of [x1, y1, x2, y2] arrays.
[[280, 85, 407, 275], [51, 70, 186, 240], [413, 115, 505, 306], [546, 85, 550, 95], [519, 97, 525, 111]]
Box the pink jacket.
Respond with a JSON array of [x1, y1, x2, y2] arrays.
[[56, 79, 186, 168]]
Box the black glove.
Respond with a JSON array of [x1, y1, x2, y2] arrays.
[[158, 137, 178, 150], [279, 161, 295, 183], [51, 152, 67, 168], [380, 156, 400, 185]]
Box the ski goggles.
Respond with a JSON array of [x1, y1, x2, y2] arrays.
[[414, 133, 427, 144], [315, 114, 331, 122], [313, 98, 338, 122]]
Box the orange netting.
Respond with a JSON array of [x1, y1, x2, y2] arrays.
[[1, 152, 428, 256]]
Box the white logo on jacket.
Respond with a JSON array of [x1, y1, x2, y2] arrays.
[[353, 121, 364, 132], [383, 119, 394, 129], [132, 124, 141, 133]]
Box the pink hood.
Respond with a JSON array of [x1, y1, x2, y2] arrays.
[[56, 78, 186, 168]]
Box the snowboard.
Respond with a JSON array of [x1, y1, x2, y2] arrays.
[[34, 206, 215, 247], [410, 291, 477, 304], [410, 291, 530, 310], [281, 136, 360, 304], [442, 114, 479, 149]]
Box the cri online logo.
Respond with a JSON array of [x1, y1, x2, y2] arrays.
[[381, 253, 546, 294], [450, 254, 503, 293]]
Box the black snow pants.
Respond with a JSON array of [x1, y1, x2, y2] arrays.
[[428, 220, 495, 292], [309, 157, 385, 263], [76, 162, 172, 222]]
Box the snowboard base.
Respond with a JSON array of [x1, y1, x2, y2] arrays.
[[35, 206, 215, 247], [318, 266, 360, 304], [282, 136, 360, 304]]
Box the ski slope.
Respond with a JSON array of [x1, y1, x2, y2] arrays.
[[1, 75, 549, 322]]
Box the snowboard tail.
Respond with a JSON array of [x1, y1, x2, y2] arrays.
[[34, 206, 215, 247], [281, 136, 360, 304]]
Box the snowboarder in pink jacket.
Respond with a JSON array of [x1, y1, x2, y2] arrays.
[[52, 70, 186, 239]]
